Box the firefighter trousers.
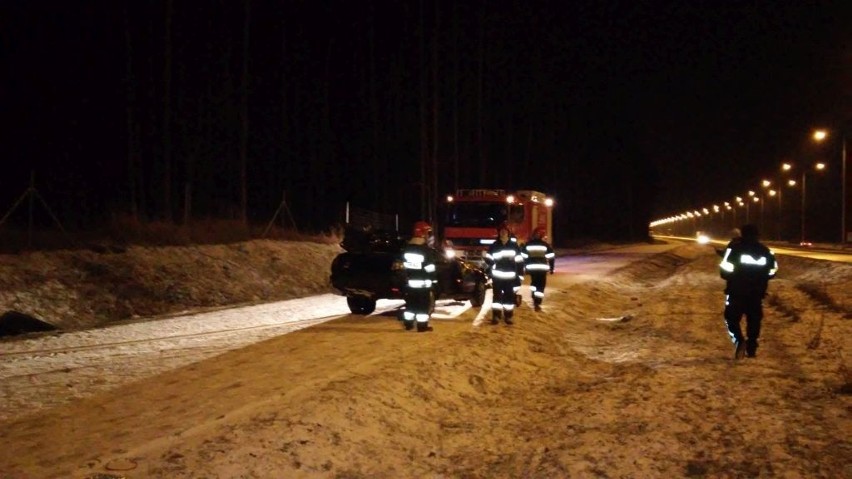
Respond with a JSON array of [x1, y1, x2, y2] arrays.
[[492, 278, 516, 319], [404, 288, 432, 324], [529, 272, 548, 306], [724, 294, 763, 351]]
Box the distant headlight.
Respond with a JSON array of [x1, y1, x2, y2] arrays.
[[445, 248, 456, 259], [696, 234, 710, 244]]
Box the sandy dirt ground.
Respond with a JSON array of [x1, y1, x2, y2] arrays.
[[0, 242, 849, 478]]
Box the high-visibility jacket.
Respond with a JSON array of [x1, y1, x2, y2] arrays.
[[402, 243, 438, 289], [719, 238, 777, 296], [521, 238, 555, 273], [486, 239, 523, 280]]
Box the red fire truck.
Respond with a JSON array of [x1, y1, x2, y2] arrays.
[[441, 189, 555, 266]]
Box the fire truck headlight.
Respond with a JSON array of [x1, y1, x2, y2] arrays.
[[506, 195, 515, 203], [545, 198, 554, 207], [446, 195, 454, 202]]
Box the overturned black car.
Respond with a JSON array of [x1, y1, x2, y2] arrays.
[[330, 227, 488, 315]]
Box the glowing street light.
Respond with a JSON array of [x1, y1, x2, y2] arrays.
[[813, 128, 848, 244], [798, 162, 828, 244], [761, 179, 779, 239]]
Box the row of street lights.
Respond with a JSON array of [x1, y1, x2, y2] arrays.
[[651, 129, 847, 245]]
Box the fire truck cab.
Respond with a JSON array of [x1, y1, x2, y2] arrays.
[[442, 189, 554, 266]]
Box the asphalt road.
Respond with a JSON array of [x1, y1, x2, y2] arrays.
[[655, 235, 852, 263]]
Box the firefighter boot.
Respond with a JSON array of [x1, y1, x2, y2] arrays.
[[734, 340, 747, 360], [491, 310, 502, 325], [416, 321, 433, 332], [746, 339, 758, 358], [504, 312, 514, 325]]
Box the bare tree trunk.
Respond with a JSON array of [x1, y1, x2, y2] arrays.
[[162, 0, 173, 222], [321, 38, 334, 228], [280, 16, 289, 196], [419, 0, 427, 220], [430, 0, 439, 224], [123, 4, 138, 221], [477, 9, 485, 185], [184, 183, 192, 224], [368, 0, 384, 208], [239, 0, 251, 226], [452, 2, 459, 193], [523, 122, 533, 186]]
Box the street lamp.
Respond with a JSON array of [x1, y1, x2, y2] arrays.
[[757, 191, 766, 233], [767, 189, 779, 239], [813, 129, 848, 244], [724, 202, 733, 229], [762, 179, 774, 235], [800, 162, 827, 244], [735, 196, 744, 225], [746, 191, 756, 223]]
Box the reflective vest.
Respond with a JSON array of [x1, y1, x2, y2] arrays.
[[402, 243, 437, 289], [719, 239, 777, 296], [522, 238, 555, 272], [486, 239, 523, 280]]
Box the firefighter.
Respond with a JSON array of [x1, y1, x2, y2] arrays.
[[719, 224, 778, 359], [402, 221, 439, 332], [485, 223, 524, 325], [521, 227, 555, 312]]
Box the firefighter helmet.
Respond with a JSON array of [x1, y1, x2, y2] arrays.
[[532, 227, 546, 239], [412, 221, 433, 239]]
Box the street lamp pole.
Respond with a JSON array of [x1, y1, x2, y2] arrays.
[[814, 129, 848, 245], [800, 171, 807, 244], [842, 134, 847, 245]]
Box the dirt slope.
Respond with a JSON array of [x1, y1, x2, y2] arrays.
[[0, 239, 343, 331]]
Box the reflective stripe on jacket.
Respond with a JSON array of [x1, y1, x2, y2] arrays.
[[719, 238, 777, 296], [402, 243, 438, 289], [486, 239, 523, 280], [522, 238, 555, 272]]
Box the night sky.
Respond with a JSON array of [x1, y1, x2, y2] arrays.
[[1, 1, 849, 243]]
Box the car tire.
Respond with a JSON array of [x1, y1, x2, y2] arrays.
[[347, 296, 377, 315]]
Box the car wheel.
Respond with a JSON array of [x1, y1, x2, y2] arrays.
[[470, 280, 486, 307], [347, 296, 377, 315]]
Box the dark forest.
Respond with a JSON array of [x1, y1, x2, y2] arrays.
[[1, 1, 847, 244]]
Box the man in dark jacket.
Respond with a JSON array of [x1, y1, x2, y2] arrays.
[[485, 224, 524, 325], [521, 227, 555, 312], [719, 224, 778, 359]]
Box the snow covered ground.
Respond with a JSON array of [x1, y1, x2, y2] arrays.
[[0, 240, 849, 478], [0, 243, 672, 424]]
